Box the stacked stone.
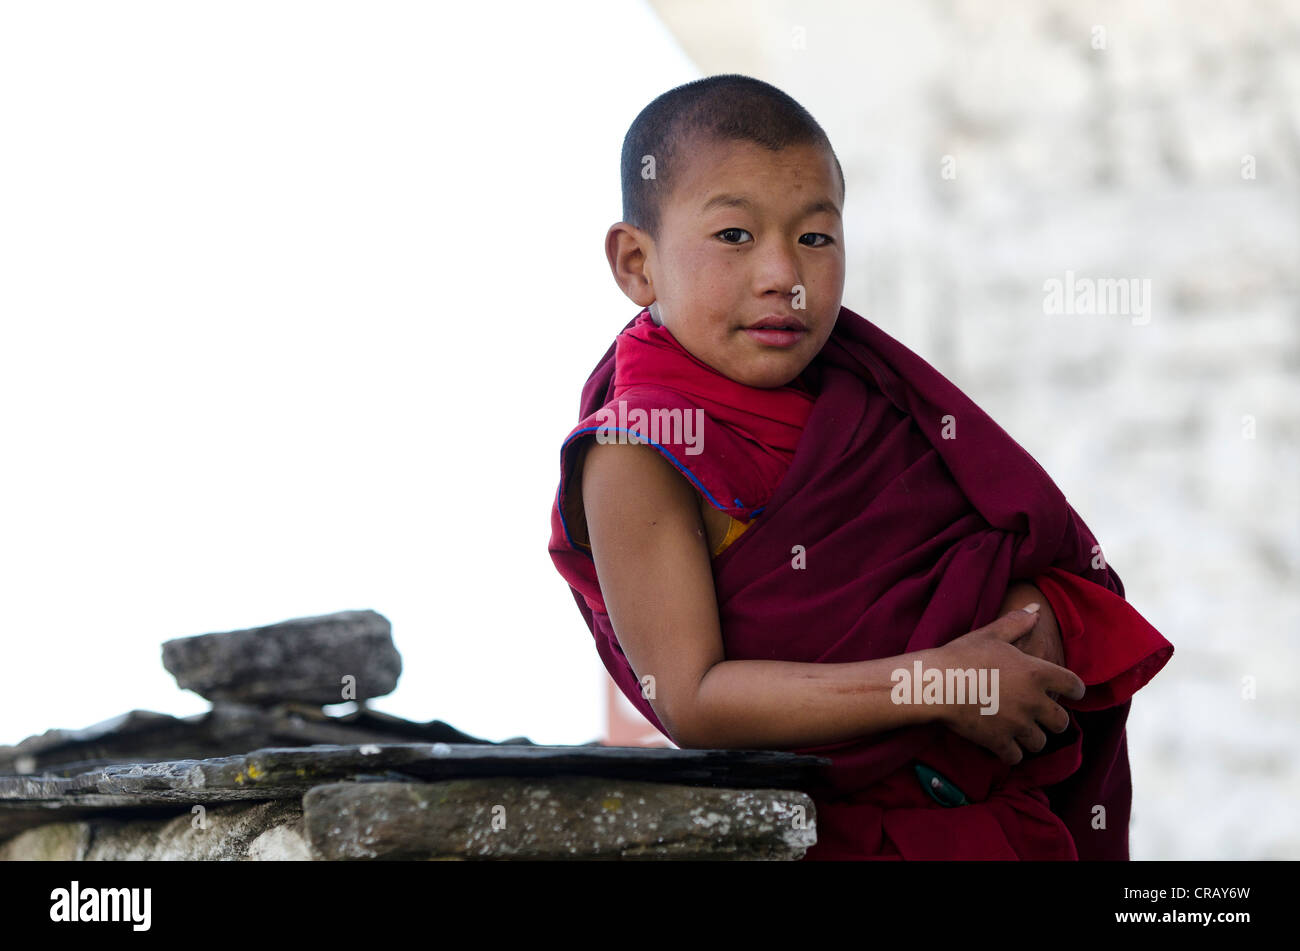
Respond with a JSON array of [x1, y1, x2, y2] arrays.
[[161, 608, 402, 709], [0, 610, 823, 859]]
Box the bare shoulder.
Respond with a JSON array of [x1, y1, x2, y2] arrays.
[[581, 438, 700, 522], [581, 438, 721, 557]]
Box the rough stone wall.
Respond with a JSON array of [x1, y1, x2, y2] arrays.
[[0, 778, 816, 861], [0, 800, 314, 861]]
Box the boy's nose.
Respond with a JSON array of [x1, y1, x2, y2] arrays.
[[753, 243, 803, 296]]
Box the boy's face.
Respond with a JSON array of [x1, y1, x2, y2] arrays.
[[630, 136, 844, 388]]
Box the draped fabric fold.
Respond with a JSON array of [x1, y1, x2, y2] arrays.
[[548, 306, 1173, 859]]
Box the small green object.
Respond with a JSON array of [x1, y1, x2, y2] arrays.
[[913, 761, 970, 807]]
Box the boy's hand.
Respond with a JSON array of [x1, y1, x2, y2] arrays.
[[934, 609, 1085, 765]]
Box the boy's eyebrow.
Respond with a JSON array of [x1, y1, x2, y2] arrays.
[[700, 192, 842, 219]]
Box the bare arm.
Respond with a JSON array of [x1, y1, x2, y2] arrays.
[[581, 438, 945, 750]]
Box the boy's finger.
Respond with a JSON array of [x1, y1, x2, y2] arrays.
[[1055, 671, 1086, 700], [992, 606, 1041, 642]]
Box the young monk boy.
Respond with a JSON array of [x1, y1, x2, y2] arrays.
[[548, 74, 1173, 860]]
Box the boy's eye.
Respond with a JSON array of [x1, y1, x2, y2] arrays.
[[716, 227, 752, 244], [800, 233, 833, 247]]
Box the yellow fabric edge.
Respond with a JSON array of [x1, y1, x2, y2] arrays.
[[572, 515, 751, 559]]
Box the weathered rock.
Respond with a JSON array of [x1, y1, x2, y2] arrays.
[[0, 704, 530, 777], [0, 820, 90, 860], [0, 777, 819, 861], [161, 609, 401, 706], [0, 742, 829, 843], [302, 777, 817, 860], [1, 742, 827, 804], [0, 800, 314, 860]]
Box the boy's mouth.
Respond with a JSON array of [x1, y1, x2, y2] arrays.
[[746, 315, 809, 331], [742, 315, 808, 349]]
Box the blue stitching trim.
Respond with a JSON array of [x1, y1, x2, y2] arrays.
[[561, 425, 728, 511]]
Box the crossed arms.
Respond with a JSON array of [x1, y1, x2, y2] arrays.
[[582, 439, 1081, 761]]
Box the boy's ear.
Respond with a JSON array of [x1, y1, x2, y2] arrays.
[[605, 222, 656, 308]]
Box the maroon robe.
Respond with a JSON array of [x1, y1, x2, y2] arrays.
[[549, 306, 1173, 859]]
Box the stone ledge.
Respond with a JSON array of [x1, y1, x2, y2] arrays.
[[0, 742, 829, 852], [0, 776, 817, 860], [303, 776, 817, 860]]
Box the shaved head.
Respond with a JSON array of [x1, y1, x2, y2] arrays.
[[620, 74, 845, 243]]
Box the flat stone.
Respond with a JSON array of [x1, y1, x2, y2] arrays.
[[161, 609, 401, 706], [0, 704, 526, 776], [302, 777, 818, 860]]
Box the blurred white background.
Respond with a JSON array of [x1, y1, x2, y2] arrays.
[[0, 1, 697, 748], [1, 0, 1296, 859]]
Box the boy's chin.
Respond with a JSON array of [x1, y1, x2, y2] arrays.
[[726, 361, 810, 389]]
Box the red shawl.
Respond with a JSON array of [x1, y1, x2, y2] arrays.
[[549, 307, 1173, 860]]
